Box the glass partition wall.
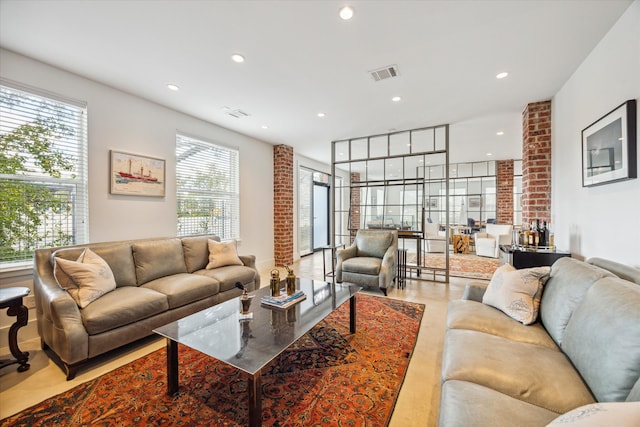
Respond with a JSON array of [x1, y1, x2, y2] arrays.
[[331, 125, 451, 281]]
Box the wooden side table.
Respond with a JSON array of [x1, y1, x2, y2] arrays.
[[453, 234, 470, 254], [0, 286, 31, 372]]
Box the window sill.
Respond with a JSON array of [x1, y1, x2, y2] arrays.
[[0, 262, 33, 278]]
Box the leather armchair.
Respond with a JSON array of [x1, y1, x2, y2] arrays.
[[335, 229, 398, 296], [474, 224, 513, 258]]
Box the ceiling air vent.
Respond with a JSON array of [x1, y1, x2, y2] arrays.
[[369, 65, 399, 82], [225, 108, 250, 119]]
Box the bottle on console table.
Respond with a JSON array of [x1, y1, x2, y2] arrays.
[[540, 220, 548, 247]]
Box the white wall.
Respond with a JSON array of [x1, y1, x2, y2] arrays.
[[0, 48, 275, 343], [552, 0, 640, 267], [0, 48, 274, 267]]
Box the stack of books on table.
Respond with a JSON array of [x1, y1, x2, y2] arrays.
[[261, 290, 306, 309]]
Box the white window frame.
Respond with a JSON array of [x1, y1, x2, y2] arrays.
[[176, 133, 240, 240], [0, 79, 88, 269]]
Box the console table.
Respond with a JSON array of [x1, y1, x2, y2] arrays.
[[500, 246, 571, 269], [0, 286, 31, 372]]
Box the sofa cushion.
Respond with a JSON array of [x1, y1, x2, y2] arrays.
[[442, 329, 595, 413], [446, 300, 559, 350], [561, 277, 640, 402], [546, 402, 640, 427], [206, 239, 243, 269], [90, 244, 137, 288], [194, 265, 257, 293], [141, 273, 220, 309], [482, 264, 550, 325], [132, 238, 187, 285], [54, 249, 117, 309], [540, 257, 615, 347], [439, 380, 558, 427], [356, 230, 393, 258], [80, 286, 168, 335], [341, 257, 381, 275], [182, 234, 220, 273]]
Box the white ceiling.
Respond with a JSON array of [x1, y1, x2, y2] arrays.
[[0, 0, 633, 165]]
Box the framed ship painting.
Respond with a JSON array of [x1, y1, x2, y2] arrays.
[[110, 150, 166, 197]]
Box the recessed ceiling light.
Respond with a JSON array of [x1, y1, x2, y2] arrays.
[[496, 72, 509, 79], [496, 131, 504, 136], [317, 112, 326, 118], [231, 53, 245, 63], [166, 84, 179, 91], [486, 152, 493, 156], [261, 125, 269, 129], [339, 6, 354, 20], [392, 96, 402, 102]]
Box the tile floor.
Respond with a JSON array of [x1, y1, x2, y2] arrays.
[[0, 252, 473, 426]]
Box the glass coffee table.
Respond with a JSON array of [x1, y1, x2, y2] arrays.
[[153, 278, 360, 426]]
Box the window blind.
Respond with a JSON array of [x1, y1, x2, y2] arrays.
[[176, 133, 240, 240], [0, 82, 88, 267]]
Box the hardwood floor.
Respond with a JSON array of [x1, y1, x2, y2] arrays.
[[0, 252, 470, 425]]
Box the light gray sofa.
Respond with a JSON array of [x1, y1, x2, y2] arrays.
[[335, 229, 398, 295], [439, 256, 640, 426], [33, 234, 259, 380]]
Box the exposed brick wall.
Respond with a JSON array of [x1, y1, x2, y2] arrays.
[[497, 159, 514, 224], [349, 172, 361, 244], [273, 145, 294, 266], [522, 100, 552, 225]]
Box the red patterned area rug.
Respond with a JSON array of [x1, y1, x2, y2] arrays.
[[2, 295, 424, 427], [410, 253, 500, 280]]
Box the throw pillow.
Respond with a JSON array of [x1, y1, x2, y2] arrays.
[[482, 263, 551, 325], [546, 402, 640, 426], [206, 239, 243, 269], [54, 248, 117, 308]]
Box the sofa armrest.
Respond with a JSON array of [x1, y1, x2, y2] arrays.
[[335, 244, 357, 282], [379, 244, 398, 287], [462, 281, 489, 302], [33, 260, 89, 365], [238, 254, 260, 288], [239, 254, 256, 269]]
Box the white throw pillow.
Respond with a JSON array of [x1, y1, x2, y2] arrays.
[[206, 239, 243, 269], [482, 263, 550, 325], [546, 402, 640, 426], [54, 248, 117, 308]]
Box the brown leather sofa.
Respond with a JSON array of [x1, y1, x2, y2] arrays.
[[33, 234, 259, 379]]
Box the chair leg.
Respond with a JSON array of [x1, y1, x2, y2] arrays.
[[381, 288, 387, 296]]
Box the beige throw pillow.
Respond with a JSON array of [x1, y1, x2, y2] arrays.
[[54, 248, 117, 308], [206, 239, 243, 269], [482, 263, 550, 325]]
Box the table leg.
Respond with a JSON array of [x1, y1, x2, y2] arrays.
[[167, 339, 179, 395], [350, 294, 357, 334], [7, 303, 30, 372], [248, 370, 262, 426]]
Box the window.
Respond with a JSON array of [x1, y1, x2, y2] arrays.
[[176, 133, 239, 239], [0, 81, 88, 268]]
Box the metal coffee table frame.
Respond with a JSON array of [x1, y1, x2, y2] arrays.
[[154, 278, 360, 426]]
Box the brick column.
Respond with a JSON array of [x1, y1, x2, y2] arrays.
[[273, 145, 294, 266], [349, 173, 361, 243], [522, 100, 552, 225], [496, 160, 514, 224]]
